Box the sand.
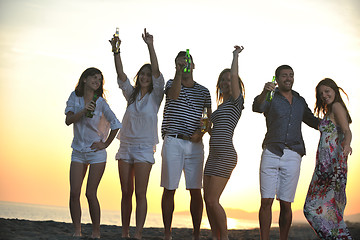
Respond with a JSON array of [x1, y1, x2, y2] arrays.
[[0, 218, 359, 240]]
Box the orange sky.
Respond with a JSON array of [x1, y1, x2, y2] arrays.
[[0, 0, 359, 220]]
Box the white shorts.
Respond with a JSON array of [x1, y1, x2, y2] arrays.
[[116, 142, 155, 164], [71, 149, 107, 165], [161, 136, 204, 190], [260, 148, 302, 202]]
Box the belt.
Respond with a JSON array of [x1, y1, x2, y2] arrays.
[[168, 134, 191, 141]]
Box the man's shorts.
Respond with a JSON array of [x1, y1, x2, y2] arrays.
[[115, 142, 155, 164], [161, 135, 204, 190], [260, 148, 302, 202], [71, 149, 107, 165]]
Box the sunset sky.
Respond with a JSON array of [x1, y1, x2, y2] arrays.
[[1, 0, 359, 223]]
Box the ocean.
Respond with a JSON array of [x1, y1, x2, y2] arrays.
[[0, 201, 259, 230]]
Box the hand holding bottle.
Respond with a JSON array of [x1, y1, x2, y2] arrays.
[[109, 27, 121, 53], [175, 56, 187, 73], [200, 107, 209, 133], [85, 94, 98, 118], [264, 76, 277, 102]]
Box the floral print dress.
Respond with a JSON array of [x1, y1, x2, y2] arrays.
[[304, 117, 352, 239]]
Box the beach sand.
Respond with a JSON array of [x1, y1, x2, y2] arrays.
[[0, 218, 359, 240]]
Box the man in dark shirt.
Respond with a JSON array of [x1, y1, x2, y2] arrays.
[[252, 65, 319, 240]]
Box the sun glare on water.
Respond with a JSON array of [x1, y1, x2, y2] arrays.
[[201, 217, 258, 230]]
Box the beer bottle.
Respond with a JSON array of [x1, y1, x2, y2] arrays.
[[201, 107, 209, 133], [114, 27, 120, 51], [115, 27, 119, 37], [86, 94, 98, 118], [184, 49, 191, 73], [266, 76, 276, 102]]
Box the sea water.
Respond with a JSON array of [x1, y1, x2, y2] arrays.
[[0, 201, 258, 229]]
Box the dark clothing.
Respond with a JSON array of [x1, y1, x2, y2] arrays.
[[252, 89, 319, 157]]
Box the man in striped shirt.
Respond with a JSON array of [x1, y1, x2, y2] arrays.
[[161, 51, 212, 240]]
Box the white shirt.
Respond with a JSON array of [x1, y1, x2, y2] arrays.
[[65, 91, 122, 152], [117, 74, 164, 145]]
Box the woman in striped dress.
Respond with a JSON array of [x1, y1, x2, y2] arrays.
[[203, 46, 245, 240]]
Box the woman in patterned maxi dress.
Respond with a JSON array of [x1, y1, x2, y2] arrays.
[[203, 46, 245, 240], [304, 78, 353, 239]]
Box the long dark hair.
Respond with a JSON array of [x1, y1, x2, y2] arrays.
[[75, 67, 105, 98], [315, 78, 352, 123], [128, 64, 153, 106], [216, 68, 245, 106]]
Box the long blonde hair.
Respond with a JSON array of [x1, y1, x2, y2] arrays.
[[216, 68, 245, 106]]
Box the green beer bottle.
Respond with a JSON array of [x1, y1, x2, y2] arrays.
[[86, 94, 98, 118], [184, 49, 191, 73], [266, 76, 276, 102]]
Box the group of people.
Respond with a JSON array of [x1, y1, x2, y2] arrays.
[[64, 29, 353, 240]]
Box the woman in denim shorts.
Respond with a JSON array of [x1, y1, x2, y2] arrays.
[[65, 67, 121, 238], [110, 29, 164, 239]]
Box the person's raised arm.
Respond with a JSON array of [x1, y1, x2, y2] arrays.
[[333, 102, 352, 156], [230, 45, 244, 100], [110, 35, 127, 82], [167, 57, 186, 99], [142, 28, 160, 78]]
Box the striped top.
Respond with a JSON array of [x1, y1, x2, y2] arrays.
[[161, 79, 211, 139], [204, 95, 244, 178]]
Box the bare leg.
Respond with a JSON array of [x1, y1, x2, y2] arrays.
[[189, 189, 203, 240], [118, 160, 134, 238], [162, 188, 175, 240], [69, 162, 88, 237], [279, 200, 292, 240], [204, 176, 218, 240], [203, 175, 229, 240], [85, 162, 106, 238], [133, 162, 152, 239], [259, 198, 274, 240]]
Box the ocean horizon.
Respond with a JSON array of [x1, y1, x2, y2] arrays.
[[2, 201, 359, 231], [0, 201, 259, 230]]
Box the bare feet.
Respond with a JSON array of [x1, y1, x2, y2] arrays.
[[91, 228, 101, 239], [134, 232, 142, 239], [122, 233, 130, 239], [91, 233, 101, 239], [163, 232, 172, 240], [72, 230, 82, 237]]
